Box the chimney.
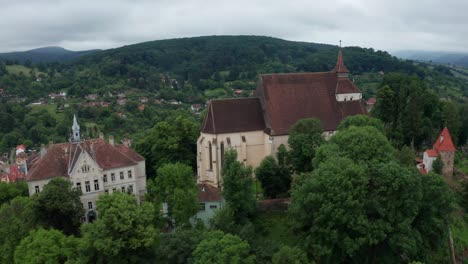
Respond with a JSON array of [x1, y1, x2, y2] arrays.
[[99, 132, 104, 140], [109, 135, 114, 146], [122, 138, 132, 147], [40, 144, 47, 157]]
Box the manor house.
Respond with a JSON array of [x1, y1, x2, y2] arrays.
[[25, 115, 147, 222], [197, 50, 366, 187]]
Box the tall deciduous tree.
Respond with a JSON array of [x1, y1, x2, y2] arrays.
[[0, 181, 28, 205], [31, 178, 83, 235], [80, 192, 158, 263], [222, 149, 256, 222], [0, 197, 36, 263], [136, 115, 199, 177], [155, 163, 198, 226], [192, 230, 255, 264], [288, 118, 324, 172], [14, 228, 78, 264], [255, 155, 291, 198], [272, 246, 310, 264]]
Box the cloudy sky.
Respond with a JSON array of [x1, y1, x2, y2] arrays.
[[0, 0, 466, 53]]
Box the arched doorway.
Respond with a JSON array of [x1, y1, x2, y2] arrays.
[[87, 210, 96, 223]]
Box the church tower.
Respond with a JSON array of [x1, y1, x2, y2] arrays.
[[332, 47, 362, 102], [72, 114, 81, 142]]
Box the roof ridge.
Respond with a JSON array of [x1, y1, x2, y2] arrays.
[[210, 102, 216, 134]]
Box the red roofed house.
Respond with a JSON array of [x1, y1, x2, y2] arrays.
[[419, 127, 456, 178], [25, 115, 147, 222], [197, 50, 367, 187]]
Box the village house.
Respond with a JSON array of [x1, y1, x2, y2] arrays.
[[194, 183, 223, 225], [366, 97, 376, 112], [85, 94, 99, 101], [417, 127, 456, 179], [25, 115, 147, 222], [197, 50, 366, 187]]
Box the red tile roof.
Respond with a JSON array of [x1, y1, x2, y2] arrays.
[[367, 97, 377, 105], [201, 98, 265, 134], [26, 139, 144, 182], [433, 127, 456, 152], [335, 79, 362, 94], [198, 183, 222, 202], [426, 149, 439, 157], [331, 50, 350, 73]]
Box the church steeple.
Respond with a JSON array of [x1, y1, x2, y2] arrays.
[[72, 114, 80, 142], [332, 48, 350, 77]]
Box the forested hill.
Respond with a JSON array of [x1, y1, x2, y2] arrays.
[[0, 46, 99, 64]]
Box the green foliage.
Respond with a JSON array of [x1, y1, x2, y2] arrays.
[[14, 228, 78, 264], [31, 178, 83, 235], [192, 230, 255, 264], [397, 145, 416, 167], [288, 118, 324, 172], [155, 163, 198, 226], [0, 181, 28, 205], [154, 228, 205, 264], [337, 114, 385, 132], [222, 149, 256, 222], [0, 197, 36, 263], [80, 192, 158, 263], [272, 246, 310, 264], [290, 127, 454, 263], [136, 115, 199, 177], [255, 156, 291, 198], [432, 157, 444, 174]]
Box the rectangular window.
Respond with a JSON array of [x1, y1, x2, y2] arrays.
[[128, 170, 132, 178], [105, 189, 109, 194], [76, 182, 82, 192], [85, 181, 91, 192], [94, 180, 99, 191], [208, 142, 213, 171], [103, 174, 107, 183], [121, 186, 126, 193], [210, 204, 218, 209], [199, 203, 206, 211], [120, 171, 124, 180], [35, 186, 40, 193], [220, 142, 225, 165], [111, 173, 115, 182], [88, 201, 93, 209], [128, 185, 133, 194]]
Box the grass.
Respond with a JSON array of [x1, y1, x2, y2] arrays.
[[253, 211, 297, 247], [30, 104, 65, 122], [5, 64, 45, 77]]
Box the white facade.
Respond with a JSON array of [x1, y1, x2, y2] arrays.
[[422, 152, 437, 173], [335, 93, 362, 102]]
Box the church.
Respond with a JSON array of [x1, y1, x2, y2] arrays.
[[25, 115, 147, 222], [197, 50, 367, 187]]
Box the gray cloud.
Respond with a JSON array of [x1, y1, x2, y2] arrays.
[[0, 0, 467, 52]]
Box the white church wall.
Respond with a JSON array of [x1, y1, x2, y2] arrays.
[[336, 93, 362, 102]]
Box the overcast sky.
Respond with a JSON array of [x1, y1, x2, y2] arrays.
[[0, 0, 467, 53]]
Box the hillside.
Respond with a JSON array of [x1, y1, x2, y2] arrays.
[[393, 50, 468, 68], [0, 46, 99, 64]]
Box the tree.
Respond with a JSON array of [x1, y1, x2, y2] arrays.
[[288, 118, 324, 172], [255, 155, 291, 198], [272, 246, 310, 264], [222, 149, 256, 222], [290, 127, 453, 263], [14, 228, 78, 264], [80, 192, 158, 263], [0, 197, 36, 263], [337, 114, 385, 132], [0, 181, 28, 205], [31, 178, 83, 235], [192, 230, 255, 264], [135, 115, 199, 177], [154, 229, 205, 264], [397, 145, 415, 167], [155, 163, 198, 226], [432, 157, 444, 175]]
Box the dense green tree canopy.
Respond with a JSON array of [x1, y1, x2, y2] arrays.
[[255, 155, 291, 198], [31, 178, 83, 235], [192, 230, 255, 264], [14, 228, 78, 264], [80, 192, 158, 263], [272, 246, 310, 264], [155, 163, 198, 226], [154, 229, 205, 264], [337, 114, 385, 132], [0, 181, 28, 205], [221, 149, 256, 222], [288, 118, 324, 172]]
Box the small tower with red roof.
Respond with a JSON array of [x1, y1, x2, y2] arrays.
[[420, 127, 456, 178], [332, 48, 363, 102]]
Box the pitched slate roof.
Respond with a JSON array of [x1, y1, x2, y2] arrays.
[[433, 127, 456, 152], [200, 50, 366, 136], [201, 98, 265, 134], [198, 183, 222, 202], [26, 139, 144, 182]]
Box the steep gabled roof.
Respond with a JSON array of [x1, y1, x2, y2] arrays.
[[198, 183, 222, 202], [335, 78, 362, 94], [201, 98, 265, 134], [433, 127, 456, 152], [331, 50, 350, 73]]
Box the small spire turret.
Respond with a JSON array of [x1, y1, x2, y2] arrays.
[[72, 114, 81, 142]]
